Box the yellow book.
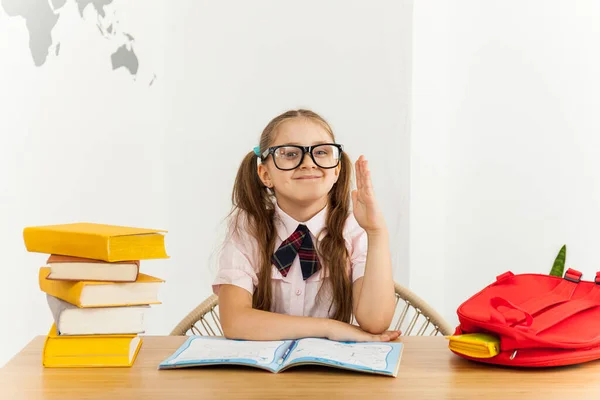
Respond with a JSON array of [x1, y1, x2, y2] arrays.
[[23, 222, 169, 262], [446, 333, 500, 358], [39, 267, 164, 307], [43, 324, 142, 367]]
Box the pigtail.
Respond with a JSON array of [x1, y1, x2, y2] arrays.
[[319, 152, 353, 323], [231, 151, 276, 312]]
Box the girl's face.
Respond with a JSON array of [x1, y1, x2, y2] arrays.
[[257, 118, 340, 207]]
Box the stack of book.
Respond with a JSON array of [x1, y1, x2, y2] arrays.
[[22, 222, 169, 368]]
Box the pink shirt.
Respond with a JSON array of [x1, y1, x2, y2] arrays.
[[212, 202, 367, 318]]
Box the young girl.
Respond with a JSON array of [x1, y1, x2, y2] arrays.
[[212, 109, 399, 342]]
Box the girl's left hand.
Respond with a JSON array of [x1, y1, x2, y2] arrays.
[[352, 155, 387, 235]]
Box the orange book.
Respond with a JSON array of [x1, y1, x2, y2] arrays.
[[23, 222, 169, 262], [42, 324, 142, 368], [38, 267, 164, 307]]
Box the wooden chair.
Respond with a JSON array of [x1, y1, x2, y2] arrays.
[[169, 282, 454, 337]]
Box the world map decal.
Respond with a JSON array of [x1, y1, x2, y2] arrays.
[[1, 0, 156, 85]]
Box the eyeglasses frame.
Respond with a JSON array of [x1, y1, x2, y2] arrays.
[[259, 143, 344, 171]]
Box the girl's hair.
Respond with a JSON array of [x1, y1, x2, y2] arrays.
[[229, 109, 354, 322]]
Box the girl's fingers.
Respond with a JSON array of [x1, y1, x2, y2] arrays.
[[377, 330, 400, 342], [355, 156, 363, 191], [359, 158, 364, 186], [356, 156, 376, 196], [363, 160, 373, 195]]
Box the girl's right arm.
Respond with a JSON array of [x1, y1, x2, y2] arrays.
[[218, 285, 400, 342]]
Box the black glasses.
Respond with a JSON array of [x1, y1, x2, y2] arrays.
[[260, 143, 343, 171]]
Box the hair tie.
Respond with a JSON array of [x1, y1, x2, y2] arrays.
[[253, 146, 261, 157]]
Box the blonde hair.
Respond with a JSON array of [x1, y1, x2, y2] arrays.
[[229, 109, 353, 322]]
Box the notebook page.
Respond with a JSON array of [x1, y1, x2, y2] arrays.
[[283, 338, 394, 371], [162, 337, 290, 367]]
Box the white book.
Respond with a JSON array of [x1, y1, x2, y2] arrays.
[[45, 254, 140, 282], [46, 294, 148, 335], [158, 336, 404, 377]]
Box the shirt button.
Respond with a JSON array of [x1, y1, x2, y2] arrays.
[[296, 289, 302, 296]]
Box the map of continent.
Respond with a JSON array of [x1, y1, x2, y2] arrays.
[[1, 0, 150, 81]]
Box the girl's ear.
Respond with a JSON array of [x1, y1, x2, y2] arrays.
[[257, 163, 273, 188], [334, 163, 341, 182]]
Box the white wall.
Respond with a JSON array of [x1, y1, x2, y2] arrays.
[[412, 0, 600, 327], [0, 0, 411, 366], [0, 0, 166, 366]]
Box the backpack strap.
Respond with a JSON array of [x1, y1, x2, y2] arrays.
[[529, 283, 600, 334], [489, 297, 533, 327], [489, 269, 582, 328], [517, 268, 581, 315]]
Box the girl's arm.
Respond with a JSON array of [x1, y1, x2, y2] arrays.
[[218, 284, 400, 342], [351, 230, 396, 334], [350, 156, 397, 334]]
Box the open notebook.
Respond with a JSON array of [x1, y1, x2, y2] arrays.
[[158, 336, 403, 377]]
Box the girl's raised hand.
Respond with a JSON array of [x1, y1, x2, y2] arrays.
[[352, 155, 386, 235]]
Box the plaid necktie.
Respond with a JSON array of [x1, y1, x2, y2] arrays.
[[272, 224, 320, 280]]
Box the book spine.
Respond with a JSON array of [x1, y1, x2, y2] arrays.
[[46, 294, 76, 334], [38, 267, 84, 307], [133, 263, 140, 281], [41, 331, 52, 367], [24, 228, 109, 261]]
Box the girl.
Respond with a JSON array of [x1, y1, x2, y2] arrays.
[[212, 109, 399, 342]]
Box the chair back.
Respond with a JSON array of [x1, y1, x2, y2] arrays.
[[170, 283, 453, 336]]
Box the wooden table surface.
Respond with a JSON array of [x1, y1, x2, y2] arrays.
[[2, 335, 600, 399]]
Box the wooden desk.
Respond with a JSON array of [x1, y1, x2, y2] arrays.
[[2, 336, 600, 400]]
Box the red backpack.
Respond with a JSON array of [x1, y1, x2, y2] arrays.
[[453, 268, 600, 367]]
